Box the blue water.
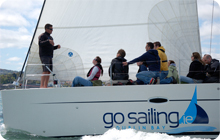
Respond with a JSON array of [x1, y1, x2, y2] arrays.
[[0, 91, 219, 140]]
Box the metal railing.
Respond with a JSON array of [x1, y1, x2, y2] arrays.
[[13, 58, 219, 89]]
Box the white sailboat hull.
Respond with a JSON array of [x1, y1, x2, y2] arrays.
[[1, 84, 220, 138]]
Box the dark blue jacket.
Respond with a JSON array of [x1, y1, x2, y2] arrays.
[[128, 49, 160, 71]]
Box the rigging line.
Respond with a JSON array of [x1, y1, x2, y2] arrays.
[[195, 0, 202, 54], [37, 20, 196, 29], [181, 0, 194, 54], [210, 0, 215, 54]]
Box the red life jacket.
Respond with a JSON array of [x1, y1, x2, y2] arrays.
[[87, 66, 101, 81]]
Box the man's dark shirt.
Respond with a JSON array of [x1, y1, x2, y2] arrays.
[[38, 32, 58, 57]]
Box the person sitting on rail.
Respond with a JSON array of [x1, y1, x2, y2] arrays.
[[154, 41, 168, 82], [72, 56, 103, 87], [160, 60, 178, 84], [180, 52, 206, 83], [109, 49, 129, 80], [123, 42, 161, 85], [135, 46, 151, 85], [202, 54, 220, 83]]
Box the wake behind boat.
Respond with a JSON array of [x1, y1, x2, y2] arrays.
[[1, 0, 220, 139]]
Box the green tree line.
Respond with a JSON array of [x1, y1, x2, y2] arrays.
[[0, 72, 19, 84], [0, 72, 40, 85]]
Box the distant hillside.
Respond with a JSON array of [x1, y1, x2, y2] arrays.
[[0, 69, 18, 75], [0, 69, 20, 85], [0, 69, 40, 88]]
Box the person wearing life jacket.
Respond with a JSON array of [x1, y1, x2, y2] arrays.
[[72, 56, 103, 87], [154, 41, 168, 81]]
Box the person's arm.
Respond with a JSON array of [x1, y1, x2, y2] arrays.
[[50, 36, 61, 50], [87, 66, 99, 80], [127, 53, 147, 65], [207, 61, 219, 75], [54, 45, 61, 50], [39, 34, 51, 47], [109, 59, 115, 77], [187, 62, 196, 78], [211, 61, 219, 71], [39, 34, 60, 50], [166, 66, 172, 78]]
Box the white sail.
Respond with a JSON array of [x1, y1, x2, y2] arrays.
[[25, 0, 201, 81]]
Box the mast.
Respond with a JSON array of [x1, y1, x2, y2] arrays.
[[210, 0, 215, 54], [13, 0, 46, 86]]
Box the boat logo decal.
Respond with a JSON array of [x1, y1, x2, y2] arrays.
[[68, 52, 73, 57], [179, 86, 209, 124], [166, 86, 217, 134]]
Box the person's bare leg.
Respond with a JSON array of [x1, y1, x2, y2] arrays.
[[40, 75, 44, 88], [44, 72, 50, 88], [40, 72, 48, 88]]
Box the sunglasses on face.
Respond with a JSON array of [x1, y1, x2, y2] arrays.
[[47, 28, 53, 31]]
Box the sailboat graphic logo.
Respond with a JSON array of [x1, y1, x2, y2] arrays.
[[167, 86, 216, 134], [179, 86, 209, 124]]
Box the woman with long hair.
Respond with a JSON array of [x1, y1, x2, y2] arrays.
[[72, 56, 103, 87], [180, 52, 206, 83]]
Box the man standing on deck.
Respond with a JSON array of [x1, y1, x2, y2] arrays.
[[38, 23, 61, 88]]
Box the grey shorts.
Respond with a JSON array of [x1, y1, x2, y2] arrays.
[[40, 56, 53, 72]]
